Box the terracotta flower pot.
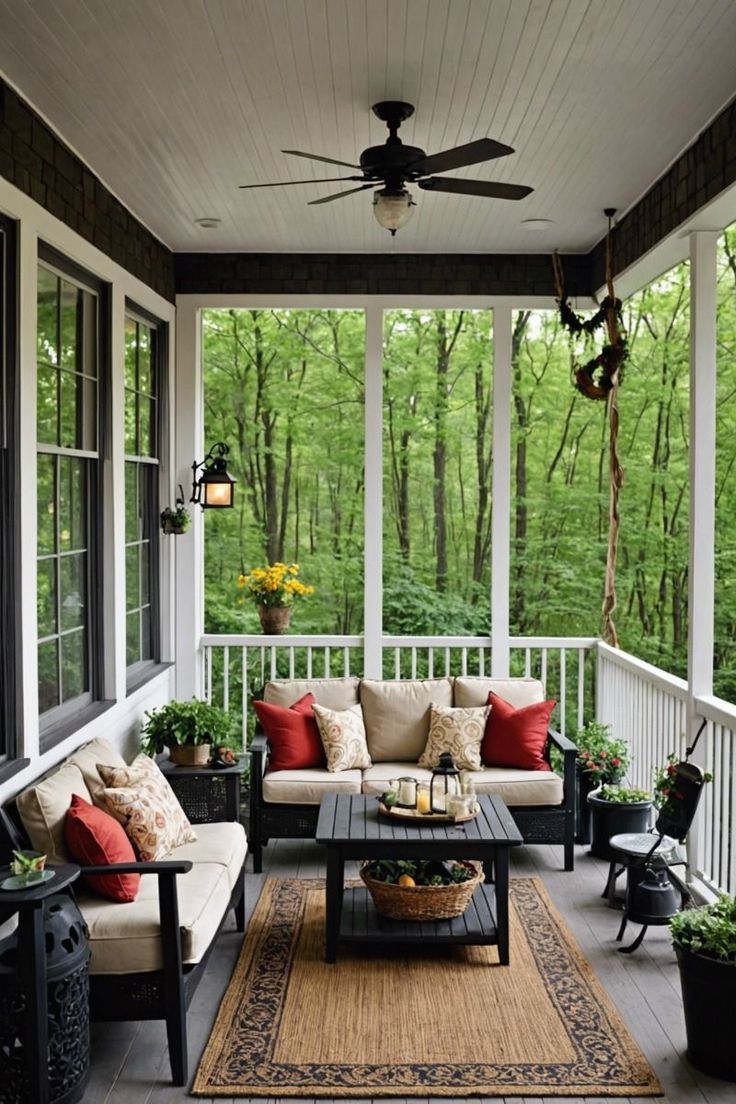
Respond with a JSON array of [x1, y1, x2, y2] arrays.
[[257, 605, 292, 634]]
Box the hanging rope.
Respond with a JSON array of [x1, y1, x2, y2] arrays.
[[553, 210, 627, 646]]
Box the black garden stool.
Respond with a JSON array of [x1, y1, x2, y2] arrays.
[[0, 871, 90, 1104]]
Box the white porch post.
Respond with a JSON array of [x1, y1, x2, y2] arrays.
[[687, 230, 718, 868], [491, 306, 512, 676], [173, 300, 204, 698], [363, 303, 383, 678]]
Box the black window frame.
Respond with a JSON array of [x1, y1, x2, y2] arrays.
[[124, 299, 167, 693], [36, 243, 111, 750], [0, 213, 26, 782]]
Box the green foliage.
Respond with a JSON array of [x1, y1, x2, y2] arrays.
[[576, 721, 629, 784], [366, 859, 473, 886], [141, 699, 233, 756], [671, 895, 736, 963], [160, 505, 190, 531], [597, 784, 652, 803]]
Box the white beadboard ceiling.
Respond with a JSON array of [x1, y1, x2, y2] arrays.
[[1, 0, 735, 254]]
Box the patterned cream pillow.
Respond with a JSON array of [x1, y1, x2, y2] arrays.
[[97, 754, 197, 861], [418, 703, 490, 772], [312, 703, 372, 772]]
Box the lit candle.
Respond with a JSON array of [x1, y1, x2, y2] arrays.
[[416, 786, 431, 814]]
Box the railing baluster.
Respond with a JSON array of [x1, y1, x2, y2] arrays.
[[577, 648, 585, 728], [559, 648, 566, 737], [428, 647, 434, 679], [206, 646, 213, 704], [307, 647, 313, 678], [241, 646, 248, 750], [411, 647, 417, 680], [394, 648, 401, 680], [223, 645, 230, 712], [444, 647, 451, 677], [461, 648, 467, 676], [324, 646, 331, 677]]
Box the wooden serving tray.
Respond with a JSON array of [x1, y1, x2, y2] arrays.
[[378, 800, 478, 824]]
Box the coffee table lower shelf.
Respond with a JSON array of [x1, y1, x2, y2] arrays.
[[338, 883, 498, 948]]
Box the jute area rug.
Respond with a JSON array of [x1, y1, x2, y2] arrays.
[[193, 877, 662, 1097]]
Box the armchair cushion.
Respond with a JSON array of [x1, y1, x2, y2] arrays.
[[262, 767, 362, 804]]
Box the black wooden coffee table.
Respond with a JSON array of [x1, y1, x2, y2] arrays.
[[315, 793, 523, 965]]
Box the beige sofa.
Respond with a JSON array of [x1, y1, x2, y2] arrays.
[[1, 737, 247, 1085], [249, 675, 577, 872]]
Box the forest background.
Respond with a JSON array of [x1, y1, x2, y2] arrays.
[[202, 226, 736, 703]]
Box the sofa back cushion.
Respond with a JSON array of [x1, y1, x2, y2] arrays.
[[453, 677, 545, 709], [16, 760, 93, 864], [253, 693, 326, 770], [361, 678, 453, 762], [263, 676, 360, 711], [66, 736, 127, 806]]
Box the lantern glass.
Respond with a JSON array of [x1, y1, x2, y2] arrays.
[[430, 752, 461, 813], [202, 478, 234, 508]]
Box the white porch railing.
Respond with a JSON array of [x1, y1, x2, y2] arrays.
[[597, 642, 736, 896], [200, 633, 598, 743]]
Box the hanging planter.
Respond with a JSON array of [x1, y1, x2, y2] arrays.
[[160, 488, 191, 535]]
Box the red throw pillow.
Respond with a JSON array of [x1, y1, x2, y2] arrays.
[[481, 692, 556, 771], [65, 793, 140, 902], [253, 692, 326, 771]]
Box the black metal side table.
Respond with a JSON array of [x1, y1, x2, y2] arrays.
[[158, 756, 247, 823], [0, 862, 87, 1104]]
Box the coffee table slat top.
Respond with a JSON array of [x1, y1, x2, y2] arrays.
[[316, 793, 523, 845]]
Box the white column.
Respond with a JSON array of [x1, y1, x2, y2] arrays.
[[687, 231, 718, 873], [491, 306, 512, 676], [363, 303, 383, 678], [105, 287, 126, 701], [173, 300, 203, 697]]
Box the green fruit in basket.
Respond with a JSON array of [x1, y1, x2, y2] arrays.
[[382, 790, 398, 807]]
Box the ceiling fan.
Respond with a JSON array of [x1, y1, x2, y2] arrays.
[[239, 101, 533, 235]]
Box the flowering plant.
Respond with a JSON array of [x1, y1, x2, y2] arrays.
[[576, 720, 629, 785], [238, 562, 314, 608], [653, 752, 713, 813]]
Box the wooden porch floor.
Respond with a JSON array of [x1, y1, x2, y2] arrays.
[[85, 840, 733, 1104]]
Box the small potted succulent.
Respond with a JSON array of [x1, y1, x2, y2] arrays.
[[141, 698, 232, 766], [671, 894, 736, 1081], [576, 721, 629, 844], [160, 503, 190, 535]]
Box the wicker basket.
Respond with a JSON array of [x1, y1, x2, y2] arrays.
[[168, 743, 211, 766], [360, 861, 483, 921]]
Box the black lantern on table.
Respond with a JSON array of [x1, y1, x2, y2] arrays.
[[190, 442, 237, 509], [430, 752, 461, 813]]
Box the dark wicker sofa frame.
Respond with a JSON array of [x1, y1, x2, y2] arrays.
[[250, 725, 577, 873], [0, 790, 245, 1087]]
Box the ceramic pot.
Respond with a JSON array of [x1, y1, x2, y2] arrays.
[[587, 790, 653, 860], [257, 605, 292, 634], [676, 944, 736, 1081]]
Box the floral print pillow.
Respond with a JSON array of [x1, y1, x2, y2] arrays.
[[97, 753, 197, 861]]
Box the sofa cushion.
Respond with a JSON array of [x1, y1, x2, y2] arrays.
[[263, 677, 360, 711], [482, 693, 555, 771], [361, 763, 434, 795], [65, 794, 140, 903], [262, 768, 362, 804], [76, 822, 245, 974], [253, 693, 326, 770], [418, 704, 489, 771], [453, 677, 545, 709], [66, 736, 127, 805], [16, 761, 93, 864], [313, 703, 371, 771], [472, 767, 563, 807], [361, 677, 454, 762]]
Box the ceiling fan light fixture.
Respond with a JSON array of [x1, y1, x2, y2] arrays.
[[372, 188, 415, 235]]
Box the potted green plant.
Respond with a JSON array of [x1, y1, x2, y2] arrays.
[[576, 721, 629, 844], [671, 895, 736, 1081], [160, 504, 190, 535], [587, 784, 653, 861], [141, 698, 231, 765]]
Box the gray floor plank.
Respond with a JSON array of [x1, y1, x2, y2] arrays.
[[79, 841, 730, 1103]]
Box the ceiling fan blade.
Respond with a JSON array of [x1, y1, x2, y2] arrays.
[[418, 177, 534, 200], [410, 137, 515, 176], [239, 176, 360, 189], [282, 149, 360, 169], [307, 183, 378, 206]]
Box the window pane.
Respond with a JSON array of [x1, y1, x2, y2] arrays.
[[60, 280, 80, 371], [125, 318, 137, 390], [61, 629, 86, 701], [124, 388, 137, 454], [37, 362, 58, 444], [60, 372, 96, 451], [37, 267, 58, 367], [59, 458, 85, 552], [60, 553, 86, 632], [38, 640, 60, 713], [126, 544, 140, 611], [81, 289, 97, 379], [138, 325, 152, 394], [140, 606, 152, 661], [37, 559, 57, 638], [139, 398, 153, 457], [125, 462, 140, 542], [37, 455, 56, 555], [126, 611, 140, 666], [140, 540, 151, 606]]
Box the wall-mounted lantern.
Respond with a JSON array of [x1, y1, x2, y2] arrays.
[[190, 442, 236, 509]]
